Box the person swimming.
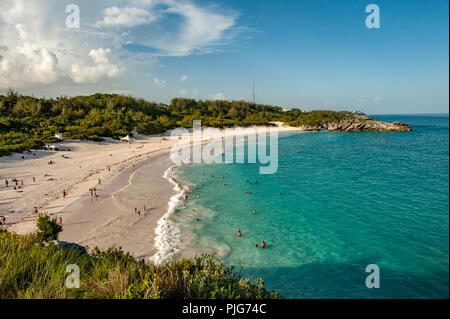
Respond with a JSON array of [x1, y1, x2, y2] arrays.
[[252, 210, 256, 214], [237, 229, 242, 237], [260, 241, 266, 248]]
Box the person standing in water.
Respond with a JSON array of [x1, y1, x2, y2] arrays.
[[237, 229, 242, 237]]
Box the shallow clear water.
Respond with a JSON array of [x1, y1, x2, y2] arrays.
[[171, 115, 449, 298]]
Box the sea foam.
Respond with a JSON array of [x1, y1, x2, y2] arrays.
[[149, 165, 185, 265]]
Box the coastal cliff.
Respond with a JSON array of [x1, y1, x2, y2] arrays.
[[296, 115, 411, 132]]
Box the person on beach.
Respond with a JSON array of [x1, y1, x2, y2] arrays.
[[5, 180, 8, 188], [33, 177, 35, 183], [144, 205, 147, 211], [21, 180, 24, 187], [237, 229, 242, 237], [0, 216, 5, 226], [98, 178, 101, 185], [34, 207, 38, 215], [63, 190, 67, 198], [134, 208, 137, 215], [59, 217, 63, 229]]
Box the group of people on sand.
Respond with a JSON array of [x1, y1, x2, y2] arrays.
[[4, 178, 25, 190], [89, 188, 98, 199], [134, 205, 148, 217]]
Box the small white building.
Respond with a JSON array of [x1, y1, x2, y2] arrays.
[[120, 135, 132, 143]]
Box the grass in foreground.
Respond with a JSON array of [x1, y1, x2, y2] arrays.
[[0, 230, 281, 299]]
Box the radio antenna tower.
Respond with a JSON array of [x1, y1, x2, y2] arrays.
[[252, 81, 255, 104]]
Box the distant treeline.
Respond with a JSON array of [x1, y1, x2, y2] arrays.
[[0, 90, 353, 156]]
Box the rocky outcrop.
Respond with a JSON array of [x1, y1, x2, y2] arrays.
[[41, 240, 87, 255], [300, 116, 411, 132]]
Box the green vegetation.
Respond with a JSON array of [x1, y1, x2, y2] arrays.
[[0, 231, 281, 299], [36, 213, 63, 242], [0, 90, 354, 156]]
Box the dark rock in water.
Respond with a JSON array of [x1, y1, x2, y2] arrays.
[[52, 240, 87, 255]]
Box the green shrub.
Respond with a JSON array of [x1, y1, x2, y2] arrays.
[[0, 232, 281, 299], [36, 214, 63, 241], [1, 92, 360, 157]]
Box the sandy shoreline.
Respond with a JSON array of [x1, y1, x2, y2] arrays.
[[0, 124, 304, 262]]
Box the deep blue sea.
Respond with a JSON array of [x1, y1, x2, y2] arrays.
[[172, 115, 449, 298]]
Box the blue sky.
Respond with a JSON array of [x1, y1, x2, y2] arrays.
[[0, 0, 448, 114]]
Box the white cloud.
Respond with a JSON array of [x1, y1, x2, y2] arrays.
[[153, 77, 166, 86], [357, 96, 382, 104], [206, 92, 226, 100], [70, 48, 122, 84], [0, 0, 243, 95], [96, 6, 156, 28], [324, 101, 337, 108], [155, 0, 238, 56], [0, 42, 59, 86], [179, 89, 188, 96]]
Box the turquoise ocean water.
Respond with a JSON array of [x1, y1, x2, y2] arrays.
[[170, 115, 449, 298]]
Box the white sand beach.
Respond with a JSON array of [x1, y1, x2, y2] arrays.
[[0, 124, 303, 261]]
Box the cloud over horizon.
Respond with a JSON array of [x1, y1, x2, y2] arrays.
[[0, 0, 241, 95]]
